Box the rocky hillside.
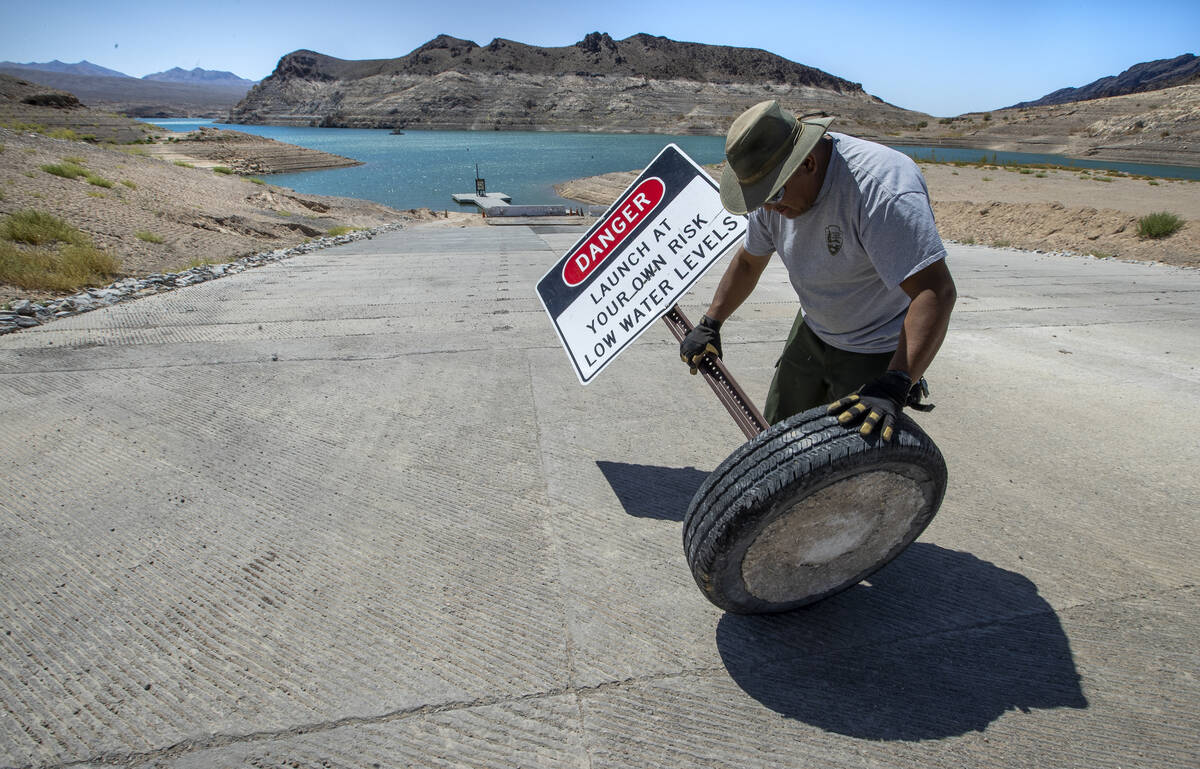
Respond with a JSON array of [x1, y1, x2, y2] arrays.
[[884, 82, 1200, 167], [1011, 54, 1200, 108], [0, 74, 156, 143], [229, 33, 929, 137]]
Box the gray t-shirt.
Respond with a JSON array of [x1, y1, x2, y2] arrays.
[[745, 133, 947, 353]]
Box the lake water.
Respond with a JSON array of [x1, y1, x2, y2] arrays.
[[150, 119, 727, 211], [150, 119, 1200, 210]]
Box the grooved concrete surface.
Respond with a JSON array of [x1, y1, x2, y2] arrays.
[[1, 224, 1197, 769]]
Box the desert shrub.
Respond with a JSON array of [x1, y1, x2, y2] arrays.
[[325, 226, 358, 236], [1137, 212, 1184, 240], [41, 162, 88, 180], [173, 161, 194, 168], [86, 174, 113, 188], [246, 177, 265, 185], [0, 240, 120, 291], [212, 166, 233, 175], [135, 230, 165, 244], [1, 210, 86, 246], [121, 179, 137, 189], [1, 120, 46, 133]]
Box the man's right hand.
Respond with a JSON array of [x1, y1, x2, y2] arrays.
[[680, 315, 723, 374]]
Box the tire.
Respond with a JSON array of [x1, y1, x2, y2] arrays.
[[683, 406, 947, 614]]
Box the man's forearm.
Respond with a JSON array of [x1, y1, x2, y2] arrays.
[[705, 248, 770, 322], [889, 261, 957, 380]]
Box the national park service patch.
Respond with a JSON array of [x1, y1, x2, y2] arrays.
[[825, 225, 843, 256]]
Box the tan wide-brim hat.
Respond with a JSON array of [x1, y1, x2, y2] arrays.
[[719, 101, 834, 215]]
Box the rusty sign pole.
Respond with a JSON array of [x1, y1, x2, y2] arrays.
[[661, 305, 769, 441]]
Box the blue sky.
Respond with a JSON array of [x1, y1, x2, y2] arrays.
[[2, 0, 1196, 116]]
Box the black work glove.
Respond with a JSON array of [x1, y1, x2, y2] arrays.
[[679, 315, 723, 375], [826, 370, 934, 441]]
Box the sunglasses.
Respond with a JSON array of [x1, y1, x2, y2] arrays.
[[765, 184, 786, 205]]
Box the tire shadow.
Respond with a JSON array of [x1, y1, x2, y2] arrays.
[[716, 542, 1088, 740], [595, 460, 709, 521]]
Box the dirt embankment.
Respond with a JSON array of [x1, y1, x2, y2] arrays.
[[557, 161, 1200, 268], [0, 127, 442, 306]]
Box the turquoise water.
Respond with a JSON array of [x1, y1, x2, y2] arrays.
[[149, 119, 727, 210], [149, 119, 1200, 209]]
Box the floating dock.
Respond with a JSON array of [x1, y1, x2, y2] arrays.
[[452, 192, 512, 210], [452, 193, 587, 225]]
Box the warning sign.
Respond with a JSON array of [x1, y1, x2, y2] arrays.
[[537, 145, 746, 384]]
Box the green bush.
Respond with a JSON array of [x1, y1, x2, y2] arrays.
[[213, 166, 234, 175], [135, 230, 165, 244], [86, 174, 114, 188], [0, 241, 121, 291], [41, 162, 88, 180], [1137, 212, 1184, 240], [1, 210, 86, 246]]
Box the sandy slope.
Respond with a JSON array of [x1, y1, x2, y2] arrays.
[[0, 128, 476, 305]]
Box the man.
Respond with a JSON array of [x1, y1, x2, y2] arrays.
[[680, 101, 956, 441]]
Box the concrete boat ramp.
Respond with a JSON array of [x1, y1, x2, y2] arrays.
[[0, 222, 1196, 768]]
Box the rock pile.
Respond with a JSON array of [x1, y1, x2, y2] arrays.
[[0, 223, 405, 335]]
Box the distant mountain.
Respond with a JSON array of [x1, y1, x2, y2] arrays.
[[0, 59, 132, 79], [1010, 53, 1200, 108], [0, 67, 255, 118], [142, 67, 256, 87], [231, 32, 928, 136]]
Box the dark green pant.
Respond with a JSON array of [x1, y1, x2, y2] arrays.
[[762, 313, 894, 425]]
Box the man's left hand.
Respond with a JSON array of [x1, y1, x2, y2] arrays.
[[827, 371, 931, 441]]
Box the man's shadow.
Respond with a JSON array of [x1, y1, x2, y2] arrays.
[[598, 460, 1089, 741]]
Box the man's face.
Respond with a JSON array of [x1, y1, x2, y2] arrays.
[[762, 154, 822, 219]]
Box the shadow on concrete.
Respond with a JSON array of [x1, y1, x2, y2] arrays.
[[716, 542, 1088, 740], [596, 461, 709, 521]]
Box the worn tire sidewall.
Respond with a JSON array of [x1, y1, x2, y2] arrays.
[[685, 410, 947, 614]]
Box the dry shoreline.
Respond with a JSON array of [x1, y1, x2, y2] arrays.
[[556, 161, 1199, 268], [0, 126, 478, 307], [140, 126, 363, 175]]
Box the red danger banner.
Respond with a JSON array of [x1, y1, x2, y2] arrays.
[[563, 178, 665, 286]]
